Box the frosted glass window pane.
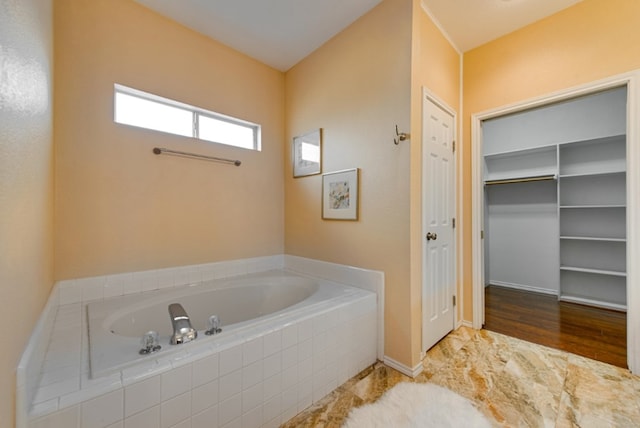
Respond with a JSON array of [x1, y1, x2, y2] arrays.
[[115, 92, 193, 137], [198, 115, 255, 150]]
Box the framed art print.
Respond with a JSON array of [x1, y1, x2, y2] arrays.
[[293, 129, 322, 177], [322, 168, 359, 220]]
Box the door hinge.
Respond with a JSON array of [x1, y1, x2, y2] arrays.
[[481, 230, 484, 239], [453, 295, 456, 306], [452, 218, 456, 228], [452, 140, 455, 152]]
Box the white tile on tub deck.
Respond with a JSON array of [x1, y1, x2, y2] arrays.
[[29, 398, 60, 420], [81, 388, 123, 428], [170, 417, 191, 428], [161, 364, 192, 401], [298, 338, 312, 362], [221, 417, 241, 428], [191, 404, 218, 428], [281, 324, 297, 349], [30, 405, 79, 428], [39, 364, 79, 387], [192, 353, 219, 388], [281, 344, 297, 369], [218, 369, 242, 402], [82, 276, 106, 302], [124, 375, 161, 418], [225, 260, 246, 278], [262, 351, 281, 380], [242, 337, 263, 367], [262, 329, 282, 357], [312, 348, 327, 373], [124, 405, 159, 428], [263, 415, 282, 428], [121, 359, 173, 386], [281, 363, 299, 390], [160, 391, 191, 428], [299, 391, 313, 413], [262, 373, 282, 401], [218, 393, 242, 427], [103, 274, 125, 298], [313, 313, 329, 335], [299, 357, 312, 379], [241, 403, 262, 428], [242, 360, 262, 390], [58, 280, 82, 305], [280, 384, 298, 418], [120, 272, 141, 295], [297, 318, 313, 342], [242, 382, 263, 414], [191, 378, 219, 415], [262, 393, 282, 425], [33, 377, 80, 404], [186, 265, 202, 283], [219, 345, 243, 376], [156, 269, 174, 289]]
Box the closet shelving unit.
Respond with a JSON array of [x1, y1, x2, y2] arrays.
[[484, 133, 627, 311], [558, 134, 627, 310], [484, 144, 558, 185]]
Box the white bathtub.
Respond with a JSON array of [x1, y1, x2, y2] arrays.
[[23, 257, 381, 428], [88, 271, 363, 378]]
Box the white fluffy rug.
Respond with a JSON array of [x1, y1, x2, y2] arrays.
[[342, 382, 492, 428]]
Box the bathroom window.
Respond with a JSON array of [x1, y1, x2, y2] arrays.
[[114, 84, 261, 151]]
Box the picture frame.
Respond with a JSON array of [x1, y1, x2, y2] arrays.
[[322, 168, 359, 220], [293, 129, 322, 177]]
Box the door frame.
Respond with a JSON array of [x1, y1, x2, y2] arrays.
[[471, 71, 640, 373], [422, 87, 460, 354]]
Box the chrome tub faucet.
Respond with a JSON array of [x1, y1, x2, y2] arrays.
[[168, 303, 197, 345]]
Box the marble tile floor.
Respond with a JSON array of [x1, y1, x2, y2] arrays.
[[282, 327, 640, 427]]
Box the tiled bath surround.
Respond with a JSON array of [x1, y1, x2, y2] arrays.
[[17, 256, 383, 428]]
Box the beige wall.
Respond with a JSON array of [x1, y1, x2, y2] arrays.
[[461, 0, 640, 321], [54, 0, 285, 280], [285, 0, 460, 368], [0, 0, 54, 426], [409, 1, 461, 366], [285, 0, 414, 364]]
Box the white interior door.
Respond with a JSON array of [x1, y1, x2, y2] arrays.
[[422, 93, 456, 352]]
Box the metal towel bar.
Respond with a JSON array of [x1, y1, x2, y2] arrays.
[[153, 147, 241, 166]]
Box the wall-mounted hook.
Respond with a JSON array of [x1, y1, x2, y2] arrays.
[[394, 124, 410, 145]]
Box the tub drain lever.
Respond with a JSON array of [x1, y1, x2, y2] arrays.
[[139, 331, 161, 355], [205, 315, 222, 335]]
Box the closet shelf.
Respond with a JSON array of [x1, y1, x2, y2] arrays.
[[559, 170, 626, 179], [560, 236, 626, 243], [559, 204, 626, 209], [559, 294, 627, 312], [484, 174, 556, 186], [484, 144, 557, 159], [560, 266, 626, 277]]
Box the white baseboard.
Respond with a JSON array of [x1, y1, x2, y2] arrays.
[[459, 320, 474, 328], [383, 356, 423, 378], [488, 280, 558, 296]]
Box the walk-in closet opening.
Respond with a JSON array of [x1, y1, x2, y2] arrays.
[[480, 85, 628, 368]]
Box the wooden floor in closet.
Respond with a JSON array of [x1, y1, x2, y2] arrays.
[[484, 285, 627, 368]]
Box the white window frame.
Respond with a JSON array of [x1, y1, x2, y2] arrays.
[[114, 83, 261, 151]]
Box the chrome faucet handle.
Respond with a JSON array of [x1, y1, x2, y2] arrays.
[[205, 315, 222, 335], [139, 331, 161, 355]]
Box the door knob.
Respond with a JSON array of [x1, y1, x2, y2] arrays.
[[426, 232, 438, 241]]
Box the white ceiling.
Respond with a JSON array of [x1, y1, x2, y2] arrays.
[[134, 0, 584, 71]]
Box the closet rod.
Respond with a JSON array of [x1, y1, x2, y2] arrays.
[[153, 147, 241, 166], [485, 174, 556, 186]]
